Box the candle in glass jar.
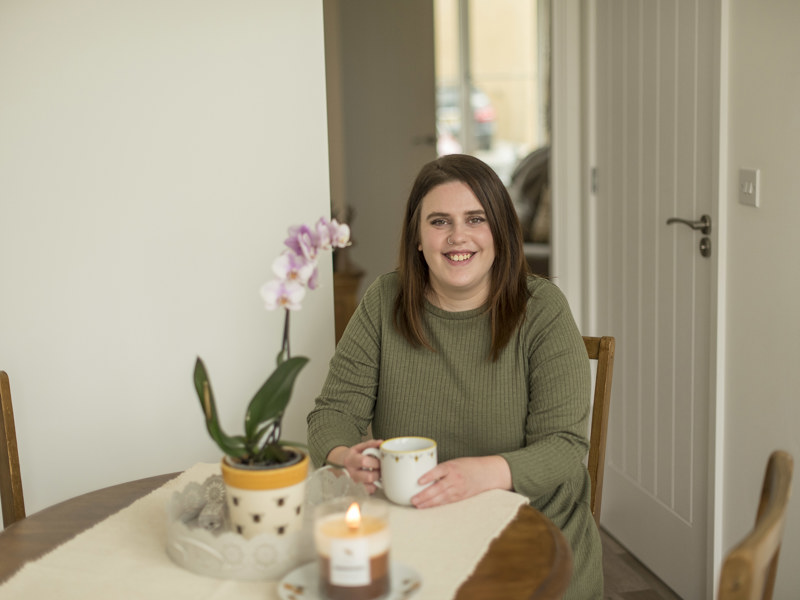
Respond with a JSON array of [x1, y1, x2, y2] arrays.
[[314, 498, 391, 600]]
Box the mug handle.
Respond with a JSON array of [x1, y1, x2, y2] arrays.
[[362, 448, 383, 489]]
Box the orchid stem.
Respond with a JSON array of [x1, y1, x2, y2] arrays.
[[282, 309, 291, 359]]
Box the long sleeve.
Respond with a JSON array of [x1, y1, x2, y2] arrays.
[[307, 274, 387, 466], [499, 281, 592, 503]]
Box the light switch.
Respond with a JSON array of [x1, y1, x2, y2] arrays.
[[739, 168, 760, 207]]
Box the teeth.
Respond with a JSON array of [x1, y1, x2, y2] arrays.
[[448, 253, 472, 262]]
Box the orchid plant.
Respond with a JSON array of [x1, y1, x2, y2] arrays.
[[193, 217, 351, 466]]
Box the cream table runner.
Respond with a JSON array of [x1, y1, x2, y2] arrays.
[[0, 462, 528, 600]]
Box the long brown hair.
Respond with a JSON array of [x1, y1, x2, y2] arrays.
[[394, 154, 530, 361]]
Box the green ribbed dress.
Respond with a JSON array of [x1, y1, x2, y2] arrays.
[[307, 272, 603, 599]]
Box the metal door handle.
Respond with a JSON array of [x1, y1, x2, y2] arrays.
[[666, 214, 711, 235]]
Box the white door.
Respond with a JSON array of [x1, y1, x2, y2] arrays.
[[332, 0, 438, 291], [593, 2, 721, 598]]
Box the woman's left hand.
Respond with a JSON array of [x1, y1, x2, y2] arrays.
[[410, 455, 513, 508]]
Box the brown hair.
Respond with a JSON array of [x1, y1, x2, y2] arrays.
[[394, 154, 530, 361]]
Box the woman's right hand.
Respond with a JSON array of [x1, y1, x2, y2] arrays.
[[326, 439, 384, 494]]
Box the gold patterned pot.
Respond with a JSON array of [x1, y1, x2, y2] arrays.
[[220, 450, 310, 539]]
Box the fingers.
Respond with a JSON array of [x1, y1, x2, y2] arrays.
[[339, 440, 384, 491], [352, 439, 383, 471], [412, 465, 464, 508], [417, 463, 446, 486], [411, 457, 508, 509], [411, 482, 452, 509], [361, 482, 379, 494]]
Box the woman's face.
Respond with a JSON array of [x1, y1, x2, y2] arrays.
[[417, 180, 496, 309]]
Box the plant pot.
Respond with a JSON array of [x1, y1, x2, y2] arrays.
[[220, 449, 310, 540]]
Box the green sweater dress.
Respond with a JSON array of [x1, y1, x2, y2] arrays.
[[307, 272, 603, 599]]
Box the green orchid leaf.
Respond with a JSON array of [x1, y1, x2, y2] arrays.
[[244, 355, 309, 440], [193, 357, 248, 459], [276, 439, 308, 450], [253, 442, 290, 465]]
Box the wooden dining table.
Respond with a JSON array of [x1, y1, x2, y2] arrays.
[[0, 472, 572, 599]]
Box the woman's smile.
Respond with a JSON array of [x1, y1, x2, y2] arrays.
[[444, 251, 474, 263]]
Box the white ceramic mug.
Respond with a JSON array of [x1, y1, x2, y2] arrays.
[[363, 437, 437, 506]]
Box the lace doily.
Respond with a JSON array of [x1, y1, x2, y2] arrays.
[[165, 466, 368, 580]]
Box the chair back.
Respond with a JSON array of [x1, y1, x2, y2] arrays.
[[1, 370, 26, 527], [718, 450, 793, 600], [583, 336, 615, 526]]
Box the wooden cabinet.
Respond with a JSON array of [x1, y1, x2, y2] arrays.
[[333, 271, 364, 343]]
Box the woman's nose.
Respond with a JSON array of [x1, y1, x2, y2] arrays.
[[450, 223, 466, 244]]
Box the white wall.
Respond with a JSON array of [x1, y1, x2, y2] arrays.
[[724, 1, 800, 597], [0, 0, 334, 520]]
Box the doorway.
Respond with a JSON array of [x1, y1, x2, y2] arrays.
[[434, 0, 552, 276], [323, 0, 438, 340]]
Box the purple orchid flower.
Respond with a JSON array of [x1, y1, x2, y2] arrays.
[[329, 219, 351, 249], [284, 224, 318, 261], [260, 279, 306, 311], [272, 251, 315, 287]]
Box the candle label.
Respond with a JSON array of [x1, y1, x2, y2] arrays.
[[329, 537, 371, 585]]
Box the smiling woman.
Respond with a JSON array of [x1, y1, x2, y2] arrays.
[[308, 154, 603, 600], [394, 155, 529, 359]]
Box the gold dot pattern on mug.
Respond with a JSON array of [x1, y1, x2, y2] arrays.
[[382, 450, 435, 462]]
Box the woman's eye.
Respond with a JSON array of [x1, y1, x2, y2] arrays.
[[469, 216, 486, 224], [430, 218, 448, 226]]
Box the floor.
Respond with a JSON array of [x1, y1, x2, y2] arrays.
[[601, 528, 683, 600]]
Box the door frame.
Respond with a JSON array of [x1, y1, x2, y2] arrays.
[[550, 0, 584, 328], [553, 2, 728, 596]]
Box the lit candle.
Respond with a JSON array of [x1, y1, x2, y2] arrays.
[[346, 502, 361, 530], [314, 498, 391, 600]]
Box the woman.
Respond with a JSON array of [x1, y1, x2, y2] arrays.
[[307, 154, 602, 598]]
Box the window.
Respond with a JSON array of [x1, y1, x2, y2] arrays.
[[434, 0, 551, 184]]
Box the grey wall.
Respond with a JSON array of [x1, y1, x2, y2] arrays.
[[723, 1, 800, 597]]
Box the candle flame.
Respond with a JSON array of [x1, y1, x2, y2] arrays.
[[345, 502, 361, 530]]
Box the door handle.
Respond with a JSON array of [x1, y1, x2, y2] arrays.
[[666, 214, 711, 235]]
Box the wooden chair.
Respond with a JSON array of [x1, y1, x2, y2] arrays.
[[1, 371, 26, 527], [583, 336, 615, 526], [718, 450, 794, 600]]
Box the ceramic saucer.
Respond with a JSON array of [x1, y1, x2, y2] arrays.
[[277, 560, 421, 600]]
